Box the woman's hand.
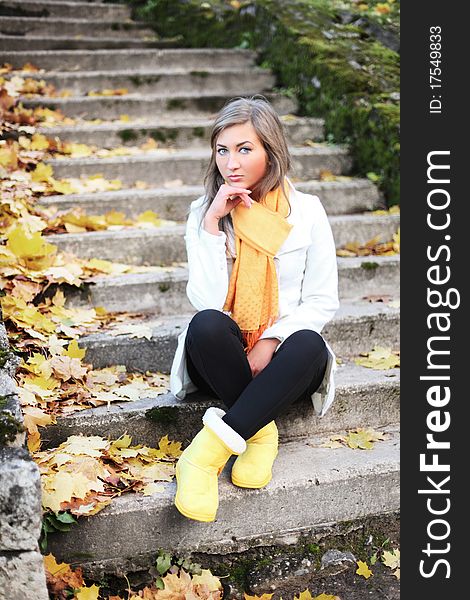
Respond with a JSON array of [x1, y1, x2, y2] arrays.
[[205, 183, 253, 222], [247, 338, 280, 377]]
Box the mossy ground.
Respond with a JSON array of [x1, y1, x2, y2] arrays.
[[83, 513, 399, 598]]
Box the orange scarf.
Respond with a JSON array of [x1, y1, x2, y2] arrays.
[[223, 183, 293, 352]]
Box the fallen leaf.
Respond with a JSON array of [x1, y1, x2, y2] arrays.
[[382, 548, 400, 579], [190, 569, 222, 592], [356, 560, 373, 579], [355, 346, 400, 370], [75, 584, 100, 600]]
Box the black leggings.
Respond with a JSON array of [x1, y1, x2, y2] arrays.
[[185, 309, 328, 440]]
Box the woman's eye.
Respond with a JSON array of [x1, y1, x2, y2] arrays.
[[240, 147, 251, 154]]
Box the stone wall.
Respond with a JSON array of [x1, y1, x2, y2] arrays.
[[0, 322, 48, 600]]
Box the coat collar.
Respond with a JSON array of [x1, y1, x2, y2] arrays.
[[276, 178, 312, 255]]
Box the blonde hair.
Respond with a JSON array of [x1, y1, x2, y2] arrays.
[[200, 95, 292, 236]]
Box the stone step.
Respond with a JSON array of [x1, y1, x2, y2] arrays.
[[39, 179, 383, 220], [0, 16, 155, 38], [20, 66, 275, 96], [76, 300, 400, 372], [45, 145, 352, 186], [0, 0, 130, 20], [29, 0, 116, 2], [64, 255, 400, 315], [47, 214, 399, 265], [3, 48, 257, 72], [43, 361, 400, 450], [45, 426, 400, 575], [22, 90, 298, 119], [0, 35, 176, 51], [38, 115, 324, 149]]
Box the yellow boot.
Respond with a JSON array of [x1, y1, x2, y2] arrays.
[[175, 407, 246, 522], [231, 421, 278, 488]]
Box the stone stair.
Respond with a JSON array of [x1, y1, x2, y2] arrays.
[[1, 0, 400, 581]]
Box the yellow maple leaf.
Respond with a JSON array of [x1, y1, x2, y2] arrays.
[[382, 549, 400, 571], [62, 435, 109, 457], [356, 560, 373, 579], [191, 569, 222, 592], [312, 595, 340, 600], [343, 428, 386, 450], [136, 210, 161, 228], [6, 226, 56, 261], [294, 591, 313, 600], [375, 3, 392, 15], [63, 339, 86, 360], [392, 227, 400, 252], [158, 435, 182, 458], [22, 406, 55, 434], [22, 353, 53, 378], [31, 162, 54, 182], [158, 569, 193, 596], [141, 482, 164, 496], [63, 142, 94, 157], [75, 584, 100, 600], [51, 179, 75, 194], [355, 346, 400, 370], [42, 471, 76, 512], [43, 553, 70, 577], [30, 133, 51, 151], [140, 138, 158, 151], [10, 279, 42, 303], [19, 134, 32, 149], [105, 209, 132, 226], [50, 355, 88, 381], [244, 594, 274, 600], [0, 145, 18, 168], [109, 434, 133, 450], [28, 431, 41, 453]]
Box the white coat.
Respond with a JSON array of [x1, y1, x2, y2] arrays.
[[170, 178, 340, 416]]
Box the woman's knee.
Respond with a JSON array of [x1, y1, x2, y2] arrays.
[[285, 329, 327, 359], [187, 309, 233, 344]]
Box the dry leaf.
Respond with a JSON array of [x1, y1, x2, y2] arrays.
[[382, 549, 400, 579], [355, 346, 400, 370], [356, 560, 373, 579], [75, 584, 100, 600]]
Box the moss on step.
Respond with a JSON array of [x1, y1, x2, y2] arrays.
[[145, 405, 178, 425], [0, 348, 9, 368], [192, 126, 206, 138], [361, 261, 379, 270], [166, 98, 187, 111], [0, 407, 25, 447], [149, 129, 178, 143], [129, 75, 161, 86], [118, 129, 139, 142], [132, 0, 399, 205]]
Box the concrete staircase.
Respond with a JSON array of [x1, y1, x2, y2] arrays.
[[1, 0, 400, 580]]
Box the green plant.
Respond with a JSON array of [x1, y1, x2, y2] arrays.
[[154, 550, 202, 589], [40, 511, 77, 553]]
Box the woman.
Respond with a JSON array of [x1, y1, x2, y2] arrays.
[[170, 95, 339, 522]]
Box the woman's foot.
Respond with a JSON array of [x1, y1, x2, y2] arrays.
[[175, 407, 246, 521], [231, 420, 278, 488]]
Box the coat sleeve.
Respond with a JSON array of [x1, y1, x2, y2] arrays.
[[259, 199, 339, 343], [185, 199, 230, 311]]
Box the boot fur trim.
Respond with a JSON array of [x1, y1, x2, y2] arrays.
[[202, 407, 247, 455]]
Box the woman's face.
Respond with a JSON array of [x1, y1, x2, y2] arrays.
[[215, 122, 268, 191]]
